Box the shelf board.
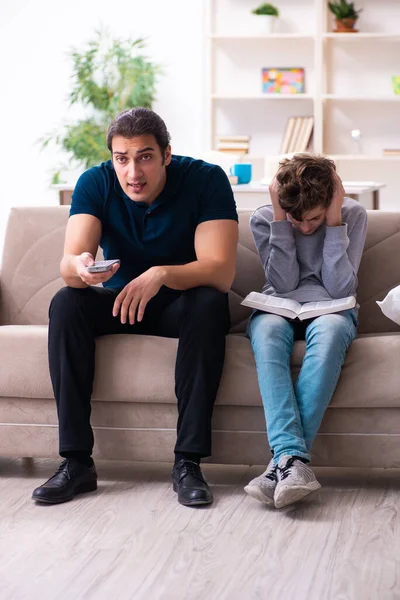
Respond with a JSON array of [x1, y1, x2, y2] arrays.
[[268, 153, 400, 161], [270, 153, 400, 162], [329, 154, 400, 161], [231, 180, 386, 193], [207, 153, 400, 162], [323, 33, 400, 40], [212, 94, 314, 100], [210, 34, 315, 40], [323, 95, 400, 101]]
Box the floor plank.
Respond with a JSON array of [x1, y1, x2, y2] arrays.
[[0, 459, 399, 600]]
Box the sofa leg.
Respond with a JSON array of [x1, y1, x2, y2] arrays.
[[21, 457, 34, 471]]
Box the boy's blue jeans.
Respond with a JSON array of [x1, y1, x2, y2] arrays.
[[247, 309, 358, 464]]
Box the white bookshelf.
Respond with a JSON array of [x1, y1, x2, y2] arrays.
[[212, 93, 314, 100], [323, 95, 400, 101], [330, 155, 400, 161], [205, 0, 400, 207], [210, 34, 316, 40], [323, 33, 400, 39]]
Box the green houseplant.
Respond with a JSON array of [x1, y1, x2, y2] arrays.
[[251, 3, 280, 34], [43, 30, 161, 183], [328, 0, 362, 32], [252, 3, 279, 16]]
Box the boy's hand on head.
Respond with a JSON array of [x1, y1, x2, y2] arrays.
[[326, 172, 344, 227], [269, 175, 287, 221]]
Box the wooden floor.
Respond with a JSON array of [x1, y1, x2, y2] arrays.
[[1, 459, 400, 600]]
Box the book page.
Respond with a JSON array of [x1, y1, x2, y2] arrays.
[[299, 296, 356, 315], [244, 292, 300, 313]]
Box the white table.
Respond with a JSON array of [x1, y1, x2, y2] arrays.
[[232, 181, 386, 211], [53, 181, 386, 211]]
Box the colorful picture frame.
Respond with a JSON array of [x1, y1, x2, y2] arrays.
[[262, 67, 305, 94]]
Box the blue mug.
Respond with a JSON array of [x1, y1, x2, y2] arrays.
[[230, 163, 252, 184]]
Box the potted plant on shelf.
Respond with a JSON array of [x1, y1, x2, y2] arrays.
[[328, 0, 362, 33], [251, 3, 280, 34], [42, 29, 161, 184]]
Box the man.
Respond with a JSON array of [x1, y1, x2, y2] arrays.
[[244, 154, 367, 509], [32, 108, 238, 507]]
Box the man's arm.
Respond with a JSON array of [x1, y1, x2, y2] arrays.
[[159, 219, 238, 293], [61, 214, 119, 288], [112, 219, 238, 325]]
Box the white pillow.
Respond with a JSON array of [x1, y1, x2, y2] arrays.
[[377, 285, 400, 325]]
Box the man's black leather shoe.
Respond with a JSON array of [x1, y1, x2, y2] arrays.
[[32, 458, 97, 504], [172, 459, 213, 506]]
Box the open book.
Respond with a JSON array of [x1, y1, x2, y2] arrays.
[[241, 292, 356, 321]]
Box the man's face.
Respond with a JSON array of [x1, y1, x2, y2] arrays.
[[288, 205, 327, 236], [111, 134, 172, 205]]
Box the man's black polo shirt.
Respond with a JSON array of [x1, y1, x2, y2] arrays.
[[70, 155, 238, 289]]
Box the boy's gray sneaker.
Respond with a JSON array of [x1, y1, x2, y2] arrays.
[[244, 458, 277, 506], [274, 455, 321, 509]]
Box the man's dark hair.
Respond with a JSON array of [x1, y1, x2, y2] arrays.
[[276, 154, 336, 221], [107, 107, 171, 157]]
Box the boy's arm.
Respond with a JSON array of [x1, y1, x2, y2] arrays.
[[251, 212, 300, 294], [251, 178, 300, 294], [321, 196, 368, 299]]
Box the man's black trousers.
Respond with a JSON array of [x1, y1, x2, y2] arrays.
[[48, 285, 230, 459]]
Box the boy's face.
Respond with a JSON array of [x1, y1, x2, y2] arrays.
[[288, 205, 327, 235], [111, 134, 172, 205]]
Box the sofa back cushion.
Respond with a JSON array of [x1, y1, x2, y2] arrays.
[[1, 206, 400, 334], [1, 207, 70, 325], [356, 210, 400, 334]]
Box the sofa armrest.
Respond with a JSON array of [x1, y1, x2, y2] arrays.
[[0, 276, 3, 325]]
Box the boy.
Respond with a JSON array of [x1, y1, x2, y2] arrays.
[[244, 154, 367, 509]]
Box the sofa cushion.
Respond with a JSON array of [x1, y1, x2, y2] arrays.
[[0, 208, 69, 326], [291, 333, 400, 408], [356, 211, 400, 334], [1, 325, 400, 409]]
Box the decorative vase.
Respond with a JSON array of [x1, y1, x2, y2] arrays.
[[254, 15, 278, 35], [334, 18, 358, 33]]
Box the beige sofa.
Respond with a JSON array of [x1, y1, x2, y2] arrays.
[[1, 206, 400, 467]]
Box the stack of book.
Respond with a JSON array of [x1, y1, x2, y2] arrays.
[[216, 135, 251, 155], [280, 116, 314, 154], [383, 148, 400, 156]]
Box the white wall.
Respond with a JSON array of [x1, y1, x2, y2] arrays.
[[0, 0, 206, 254], [1, 0, 399, 259]]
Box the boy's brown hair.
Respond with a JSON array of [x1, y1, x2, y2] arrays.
[[276, 154, 336, 221]]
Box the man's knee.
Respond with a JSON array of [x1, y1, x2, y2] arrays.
[[182, 286, 229, 330], [49, 286, 91, 321], [184, 286, 228, 311]]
